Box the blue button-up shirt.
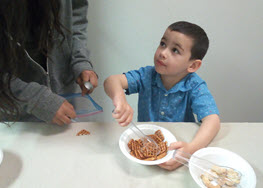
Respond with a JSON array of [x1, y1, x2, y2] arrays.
[[125, 66, 219, 122]]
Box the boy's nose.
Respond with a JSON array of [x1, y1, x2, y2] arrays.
[[160, 49, 168, 59]]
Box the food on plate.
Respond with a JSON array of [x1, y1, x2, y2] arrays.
[[127, 130, 167, 161], [200, 165, 241, 188], [76, 129, 90, 136]]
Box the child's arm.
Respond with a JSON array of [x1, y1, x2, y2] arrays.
[[189, 114, 220, 151], [159, 114, 220, 171], [104, 74, 133, 126]]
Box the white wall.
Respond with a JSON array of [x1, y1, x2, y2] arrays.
[[86, 0, 263, 122]]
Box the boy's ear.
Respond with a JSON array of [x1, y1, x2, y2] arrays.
[[187, 59, 202, 73]]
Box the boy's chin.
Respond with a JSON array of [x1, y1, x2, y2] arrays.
[[154, 65, 166, 74]]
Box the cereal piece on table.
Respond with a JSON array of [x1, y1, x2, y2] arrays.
[[76, 129, 90, 136]]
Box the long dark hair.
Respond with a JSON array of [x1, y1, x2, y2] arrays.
[[0, 0, 65, 121]]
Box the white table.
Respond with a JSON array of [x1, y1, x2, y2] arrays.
[[0, 122, 262, 188]]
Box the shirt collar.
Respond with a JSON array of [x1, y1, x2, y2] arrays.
[[152, 72, 193, 93]]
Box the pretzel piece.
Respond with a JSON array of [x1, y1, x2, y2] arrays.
[[155, 130, 165, 141], [76, 129, 90, 136]]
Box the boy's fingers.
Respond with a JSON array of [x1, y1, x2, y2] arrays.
[[113, 112, 123, 119], [159, 158, 177, 166], [125, 115, 133, 125], [112, 106, 124, 119], [117, 111, 130, 124], [158, 158, 183, 171], [158, 162, 182, 171], [119, 122, 129, 127], [119, 116, 131, 127], [113, 106, 121, 114], [168, 141, 184, 150]]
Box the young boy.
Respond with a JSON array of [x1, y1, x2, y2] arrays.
[[104, 21, 220, 170]]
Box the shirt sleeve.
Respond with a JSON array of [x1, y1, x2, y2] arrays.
[[190, 81, 219, 122], [124, 66, 152, 95], [10, 77, 65, 122], [71, 0, 94, 80]]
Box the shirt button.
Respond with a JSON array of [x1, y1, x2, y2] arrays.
[[160, 111, 165, 115], [164, 94, 168, 97]]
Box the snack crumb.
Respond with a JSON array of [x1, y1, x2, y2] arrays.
[[76, 129, 90, 136]]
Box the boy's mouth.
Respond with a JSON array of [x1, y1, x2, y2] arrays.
[[156, 60, 166, 66]]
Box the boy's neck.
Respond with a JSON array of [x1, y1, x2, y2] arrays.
[[160, 73, 189, 91]]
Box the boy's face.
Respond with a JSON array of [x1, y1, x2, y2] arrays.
[[154, 28, 195, 78]]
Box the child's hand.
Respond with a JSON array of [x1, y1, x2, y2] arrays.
[[112, 100, 134, 127], [158, 141, 196, 171], [77, 70, 98, 95], [52, 101, 77, 126]]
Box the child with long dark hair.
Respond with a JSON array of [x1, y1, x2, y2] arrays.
[[0, 0, 98, 125]]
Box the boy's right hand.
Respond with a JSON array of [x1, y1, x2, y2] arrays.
[[52, 101, 77, 126], [112, 100, 134, 127]]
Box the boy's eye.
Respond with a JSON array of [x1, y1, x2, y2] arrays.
[[172, 48, 179, 54], [160, 41, 166, 47]]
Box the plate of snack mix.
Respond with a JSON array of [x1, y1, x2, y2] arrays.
[[119, 124, 177, 165], [189, 147, 256, 188]]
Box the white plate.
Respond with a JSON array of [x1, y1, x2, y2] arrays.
[[119, 124, 177, 165], [189, 147, 257, 188], [0, 149, 3, 166]]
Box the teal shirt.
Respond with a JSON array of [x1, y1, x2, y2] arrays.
[[125, 66, 219, 122]]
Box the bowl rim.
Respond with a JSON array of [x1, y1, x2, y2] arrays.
[[119, 124, 177, 165]]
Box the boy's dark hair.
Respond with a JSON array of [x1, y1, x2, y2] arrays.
[[168, 21, 209, 60]]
